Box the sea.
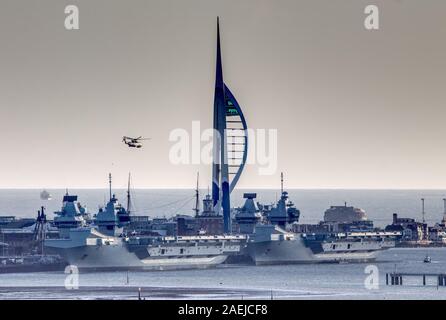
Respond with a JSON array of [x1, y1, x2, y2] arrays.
[[1, 189, 446, 300]]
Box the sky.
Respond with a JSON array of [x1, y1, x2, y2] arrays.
[[0, 0, 445, 189]]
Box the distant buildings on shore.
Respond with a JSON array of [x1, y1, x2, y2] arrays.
[[292, 200, 446, 246], [384, 198, 446, 245], [385, 212, 446, 245]]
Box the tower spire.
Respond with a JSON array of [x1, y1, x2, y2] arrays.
[[215, 17, 223, 90], [210, 17, 248, 234], [212, 16, 225, 211], [212, 16, 230, 233]]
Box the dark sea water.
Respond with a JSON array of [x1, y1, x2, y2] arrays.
[[1, 189, 446, 228], [1, 189, 446, 300]]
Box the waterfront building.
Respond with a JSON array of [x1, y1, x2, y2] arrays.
[[385, 213, 428, 242]]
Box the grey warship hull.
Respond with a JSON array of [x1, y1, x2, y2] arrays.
[[46, 244, 228, 271], [44, 229, 245, 271], [244, 225, 396, 265], [245, 237, 382, 265]]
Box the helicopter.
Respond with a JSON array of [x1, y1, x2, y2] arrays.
[[122, 136, 150, 148]]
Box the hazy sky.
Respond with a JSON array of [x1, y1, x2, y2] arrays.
[[1, 0, 446, 189]]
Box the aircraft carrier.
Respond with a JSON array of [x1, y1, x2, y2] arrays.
[[44, 187, 245, 271], [233, 191, 398, 265]]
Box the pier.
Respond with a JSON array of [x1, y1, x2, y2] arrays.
[[386, 272, 446, 287]]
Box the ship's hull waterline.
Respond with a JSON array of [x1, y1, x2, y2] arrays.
[[46, 244, 230, 271], [245, 238, 383, 265]]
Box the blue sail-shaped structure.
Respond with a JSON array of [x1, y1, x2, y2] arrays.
[[212, 18, 248, 233]]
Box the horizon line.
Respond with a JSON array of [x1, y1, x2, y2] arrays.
[[2, 187, 446, 191]]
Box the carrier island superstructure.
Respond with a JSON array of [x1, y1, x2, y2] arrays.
[[44, 18, 398, 270]]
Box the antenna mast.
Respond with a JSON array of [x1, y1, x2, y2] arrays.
[[109, 173, 112, 201], [127, 172, 132, 214], [194, 172, 200, 217], [421, 198, 425, 224], [280, 172, 284, 194], [442, 198, 446, 224]]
